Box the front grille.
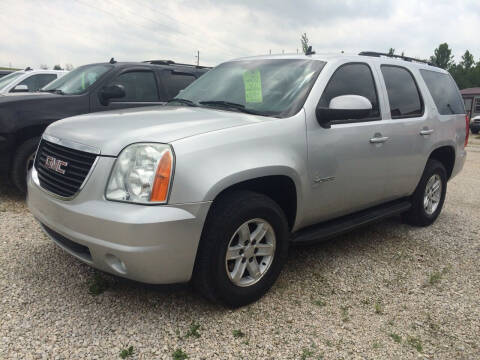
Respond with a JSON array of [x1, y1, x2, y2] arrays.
[[41, 223, 92, 260], [34, 139, 97, 197]]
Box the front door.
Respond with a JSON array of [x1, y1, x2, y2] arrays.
[[304, 62, 392, 225]]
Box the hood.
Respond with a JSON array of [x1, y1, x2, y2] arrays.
[[44, 106, 266, 156]]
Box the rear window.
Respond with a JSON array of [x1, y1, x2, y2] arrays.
[[420, 70, 465, 115], [381, 65, 423, 119]]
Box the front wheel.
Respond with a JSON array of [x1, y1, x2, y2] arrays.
[[403, 159, 447, 227], [11, 137, 40, 194], [193, 191, 289, 307]]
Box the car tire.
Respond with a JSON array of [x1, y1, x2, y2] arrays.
[[11, 137, 40, 194], [403, 159, 447, 227], [193, 190, 289, 307]]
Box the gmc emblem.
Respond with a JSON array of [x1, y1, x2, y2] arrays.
[[45, 156, 68, 174]]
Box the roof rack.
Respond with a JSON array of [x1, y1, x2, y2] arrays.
[[358, 51, 435, 66], [143, 60, 211, 69]]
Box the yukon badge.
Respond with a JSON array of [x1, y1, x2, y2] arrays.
[[45, 156, 68, 174]]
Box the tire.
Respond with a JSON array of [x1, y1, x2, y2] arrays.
[[11, 137, 40, 194], [193, 190, 289, 307], [403, 159, 447, 227]]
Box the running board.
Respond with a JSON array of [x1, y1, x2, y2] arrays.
[[291, 199, 411, 245]]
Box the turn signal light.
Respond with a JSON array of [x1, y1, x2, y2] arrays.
[[150, 150, 173, 202]]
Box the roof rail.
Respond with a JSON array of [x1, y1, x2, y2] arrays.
[[143, 60, 212, 69], [358, 51, 435, 66]]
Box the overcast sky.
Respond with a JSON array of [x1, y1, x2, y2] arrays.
[[1, 0, 479, 69]]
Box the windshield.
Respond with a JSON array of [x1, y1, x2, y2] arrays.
[[0, 71, 24, 91], [42, 64, 112, 94], [168, 59, 325, 117]]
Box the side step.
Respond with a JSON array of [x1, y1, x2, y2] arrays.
[[291, 199, 411, 245]]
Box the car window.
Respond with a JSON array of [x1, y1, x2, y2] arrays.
[[381, 65, 423, 118], [319, 63, 380, 120], [17, 74, 57, 92], [420, 70, 464, 115], [0, 71, 24, 91], [475, 98, 480, 113], [162, 72, 197, 100], [109, 71, 159, 102]]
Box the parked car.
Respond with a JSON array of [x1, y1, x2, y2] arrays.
[[0, 59, 209, 192], [0, 68, 67, 94], [27, 52, 467, 307], [470, 115, 480, 134], [0, 69, 14, 78]]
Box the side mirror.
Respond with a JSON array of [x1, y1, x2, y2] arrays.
[[11, 84, 29, 93], [99, 84, 126, 105], [316, 95, 372, 129]]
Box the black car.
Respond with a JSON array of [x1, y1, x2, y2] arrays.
[[0, 59, 210, 192]]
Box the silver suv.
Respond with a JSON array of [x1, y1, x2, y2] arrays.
[[27, 53, 468, 307]]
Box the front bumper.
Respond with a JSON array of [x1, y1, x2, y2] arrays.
[[27, 158, 211, 284]]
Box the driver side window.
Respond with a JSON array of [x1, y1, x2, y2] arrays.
[[319, 63, 380, 120]]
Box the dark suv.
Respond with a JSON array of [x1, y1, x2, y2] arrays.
[[0, 59, 209, 192]]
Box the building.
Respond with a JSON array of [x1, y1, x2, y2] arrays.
[[461, 87, 480, 119]]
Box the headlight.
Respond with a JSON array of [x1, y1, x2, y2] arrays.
[[105, 143, 174, 204]]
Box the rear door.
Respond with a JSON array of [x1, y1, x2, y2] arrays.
[[375, 64, 432, 199]]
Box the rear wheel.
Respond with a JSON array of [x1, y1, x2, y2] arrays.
[[403, 159, 447, 226], [11, 137, 40, 194], [193, 190, 289, 307]]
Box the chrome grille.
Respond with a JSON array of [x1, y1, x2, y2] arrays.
[[34, 139, 97, 197]]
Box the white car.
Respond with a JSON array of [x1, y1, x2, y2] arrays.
[[0, 68, 67, 94]]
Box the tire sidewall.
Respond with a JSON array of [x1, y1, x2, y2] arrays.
[[415, 160, 447, 223], [208, 197, 289, 306], [11, 137, 40, 193]]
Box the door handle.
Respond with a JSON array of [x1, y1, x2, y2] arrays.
[[420, 129, 434, 135], [369, 136, 389, 144]]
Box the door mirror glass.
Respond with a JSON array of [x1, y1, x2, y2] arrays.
[[99, 84, 126, 105], [12, 84, 29, 92], [316, 95, 372, 128]]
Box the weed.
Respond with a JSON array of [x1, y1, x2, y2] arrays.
[[372, 341, 382, 349], [313, 299, 326, 307], [232, 329, 245, 338], [172, 348, 188, 360], [340, 306, 350, 322], [186, 322, 201, 338], [325, 340, 333, 347], [119, 346, 133, 359], [407, 336, 423, 352], [374, 301, 384, 315], [88, 273, 109, 296], [390, 333, 402, 343], [427, 266, 450, 286], [301, 348, 314, 360]]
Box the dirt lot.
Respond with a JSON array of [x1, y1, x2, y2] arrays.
[[1, 146, 479, 360]]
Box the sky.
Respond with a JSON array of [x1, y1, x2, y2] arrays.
[[1, 0, 479, 69]]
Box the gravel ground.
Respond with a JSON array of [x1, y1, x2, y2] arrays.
[[1, 147, 479, 360]]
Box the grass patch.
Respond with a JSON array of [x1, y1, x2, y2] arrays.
[[374, 301, 384, 315], [372, 341, 382, 349], [407, 336, 423, 352], [427, 267, 450, 286], [340, 306, 350, 322], [232, 329, 245, 338], [172, 348, 188, 360], [119, 346, 134, 359], [390, 333, 402, 343], [300, 348, 314, 360], [88, 273, 110, 296], [312, 299, 326, 307], [185, 322, 201, 338]]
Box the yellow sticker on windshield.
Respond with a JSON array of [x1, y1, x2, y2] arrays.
[[243, 70, 262, 103]]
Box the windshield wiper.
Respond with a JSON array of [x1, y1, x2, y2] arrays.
[[199, 100, 270, 116], [167, 98, 197, 107]]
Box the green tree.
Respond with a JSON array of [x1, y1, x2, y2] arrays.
[[388, 48, 395, 55], [53, 64, 63, 70], [430, 43, 454, 70], [301, 33, 310, 54], [460, 50, 474, 70]]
